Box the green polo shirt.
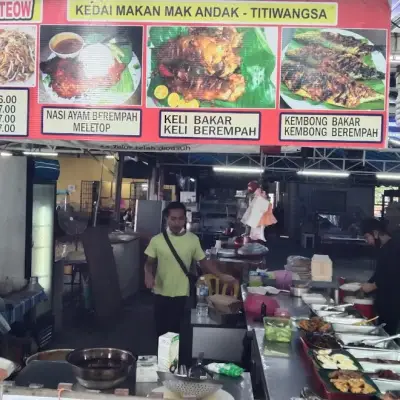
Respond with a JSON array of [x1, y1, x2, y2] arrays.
[[145, 232, 206, 297]]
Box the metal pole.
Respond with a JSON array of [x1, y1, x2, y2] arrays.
[[93, 156, 105, 227], [114, 153, 125, 227]]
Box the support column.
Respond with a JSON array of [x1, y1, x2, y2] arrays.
[[114, 153, 125, 226]]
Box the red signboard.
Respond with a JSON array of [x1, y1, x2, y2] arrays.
[[0, 0, 391, 148]]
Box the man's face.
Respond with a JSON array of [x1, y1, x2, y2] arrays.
[[167, 208, 186, 234]]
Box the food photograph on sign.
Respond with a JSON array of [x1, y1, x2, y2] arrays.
[[38, 25, 143, 106], [146, 26, 277, 109], [0, 25, 36, 88], [280, 28, 387, 111]]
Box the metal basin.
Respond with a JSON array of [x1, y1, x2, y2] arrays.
[[66, 348, 136, 390], [26, 349, 73, 364]]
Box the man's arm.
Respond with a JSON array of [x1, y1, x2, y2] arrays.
[[144, 238, 157, 289], [144, 256, 156, 289], [193, 236, 237, 285], [198, 258, 237, 285]]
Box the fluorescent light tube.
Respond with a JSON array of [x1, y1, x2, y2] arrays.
[[23, 151, 58, 156], [213, 166, 263, 173], [376, 173, 400, 180], [0, 151, 12, 156], [190, 178, 195, 182], [297, 169, 350, 178]]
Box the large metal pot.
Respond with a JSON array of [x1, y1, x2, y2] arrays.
[[25, 349, 73, 365], [66, 348, 136, 390]]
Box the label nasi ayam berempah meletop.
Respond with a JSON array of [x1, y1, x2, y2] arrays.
[[0, 0, 389, 148]]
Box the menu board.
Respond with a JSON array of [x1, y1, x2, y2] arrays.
[[0, 0, 391, 148]]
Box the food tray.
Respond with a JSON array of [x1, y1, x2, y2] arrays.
[[324, 317, 367, 325], [348, 349, 400, 374], [348, 349, 400, 361], [309, 349, 364, 371], [337, 333, 399, 350], [316, 310, 348, 318], [311, 304, 352, 312], [302, 293, 328, 305], [316, 368, 380, 397], [372, 379, 400, 394], [332, 323, 386, 336], [300, 332, 342, 351]]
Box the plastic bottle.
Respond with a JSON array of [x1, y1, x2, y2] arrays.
[[196, 277, 209, 317]]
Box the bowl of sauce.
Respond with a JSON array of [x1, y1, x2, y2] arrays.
[[49, 32, 84, 59]]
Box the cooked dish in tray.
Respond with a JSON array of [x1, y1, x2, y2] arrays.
[[328, 370, 376, 394], [303, 332, 341, 349], [298, 317, 331, 333], [280, 28, 385, 110], [314, 349, 358, 370], [370, 369, 400, 380]]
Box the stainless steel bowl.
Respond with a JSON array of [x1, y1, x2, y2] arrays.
[[26, 349, 73, 364], [66, 348, 136, 390]]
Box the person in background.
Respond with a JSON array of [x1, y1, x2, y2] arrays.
[[360, 218, 400, 335], [144, 202, 237, 340], [122, 208, 133, 223]]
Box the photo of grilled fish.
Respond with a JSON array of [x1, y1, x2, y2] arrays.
[[294, 31, 375, 56], [281, 61, 384, 109], [281, 28, 386, 110], [285, 45, 384, 81]]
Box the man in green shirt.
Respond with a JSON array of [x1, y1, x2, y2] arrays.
[[144, 202, 236, 339]]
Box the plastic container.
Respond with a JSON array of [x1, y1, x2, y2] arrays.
[[263, 317, 293, 343], [196, 277, 209, 317], [244, 294, 279, 318], [274, 308, 290, 318]]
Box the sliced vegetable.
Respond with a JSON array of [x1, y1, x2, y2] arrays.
[[154, 85, 169, 100], [167, 92, 181, 108]]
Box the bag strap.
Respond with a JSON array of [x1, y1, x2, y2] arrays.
[[162, 230, 189, 278]]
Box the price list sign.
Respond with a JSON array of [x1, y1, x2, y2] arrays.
[[0, 89, 28, 137]]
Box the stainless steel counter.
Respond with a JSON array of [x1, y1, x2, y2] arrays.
[[15, 360, 254, 399], [242, 285, 315, 400]]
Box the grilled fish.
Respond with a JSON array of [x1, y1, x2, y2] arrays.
[[294, 31, 376, 56], [281, 61, 384, 108], [286, 45, 384, 80]]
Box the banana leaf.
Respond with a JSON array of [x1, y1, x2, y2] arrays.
[[147, 27, 276, 109], [281, 28, 385, 110]]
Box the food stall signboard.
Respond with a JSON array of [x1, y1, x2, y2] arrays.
[[0, 0, 390, 148]]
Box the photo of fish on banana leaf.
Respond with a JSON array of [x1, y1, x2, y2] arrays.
[[146, 26, 277, 109], [280, 28, 387, 110]]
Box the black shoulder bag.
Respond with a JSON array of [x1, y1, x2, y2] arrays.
[[162, 230, 198, 298]]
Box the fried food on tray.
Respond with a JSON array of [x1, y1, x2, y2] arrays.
[[285, 45, 384, 80], [329, 370, 362, 379], [0, 29, 35, 83], [155, 27, 245, 103], [298, 317, 331, 333], [281, 61, 384, 108], [329, 370, 376, 394]]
